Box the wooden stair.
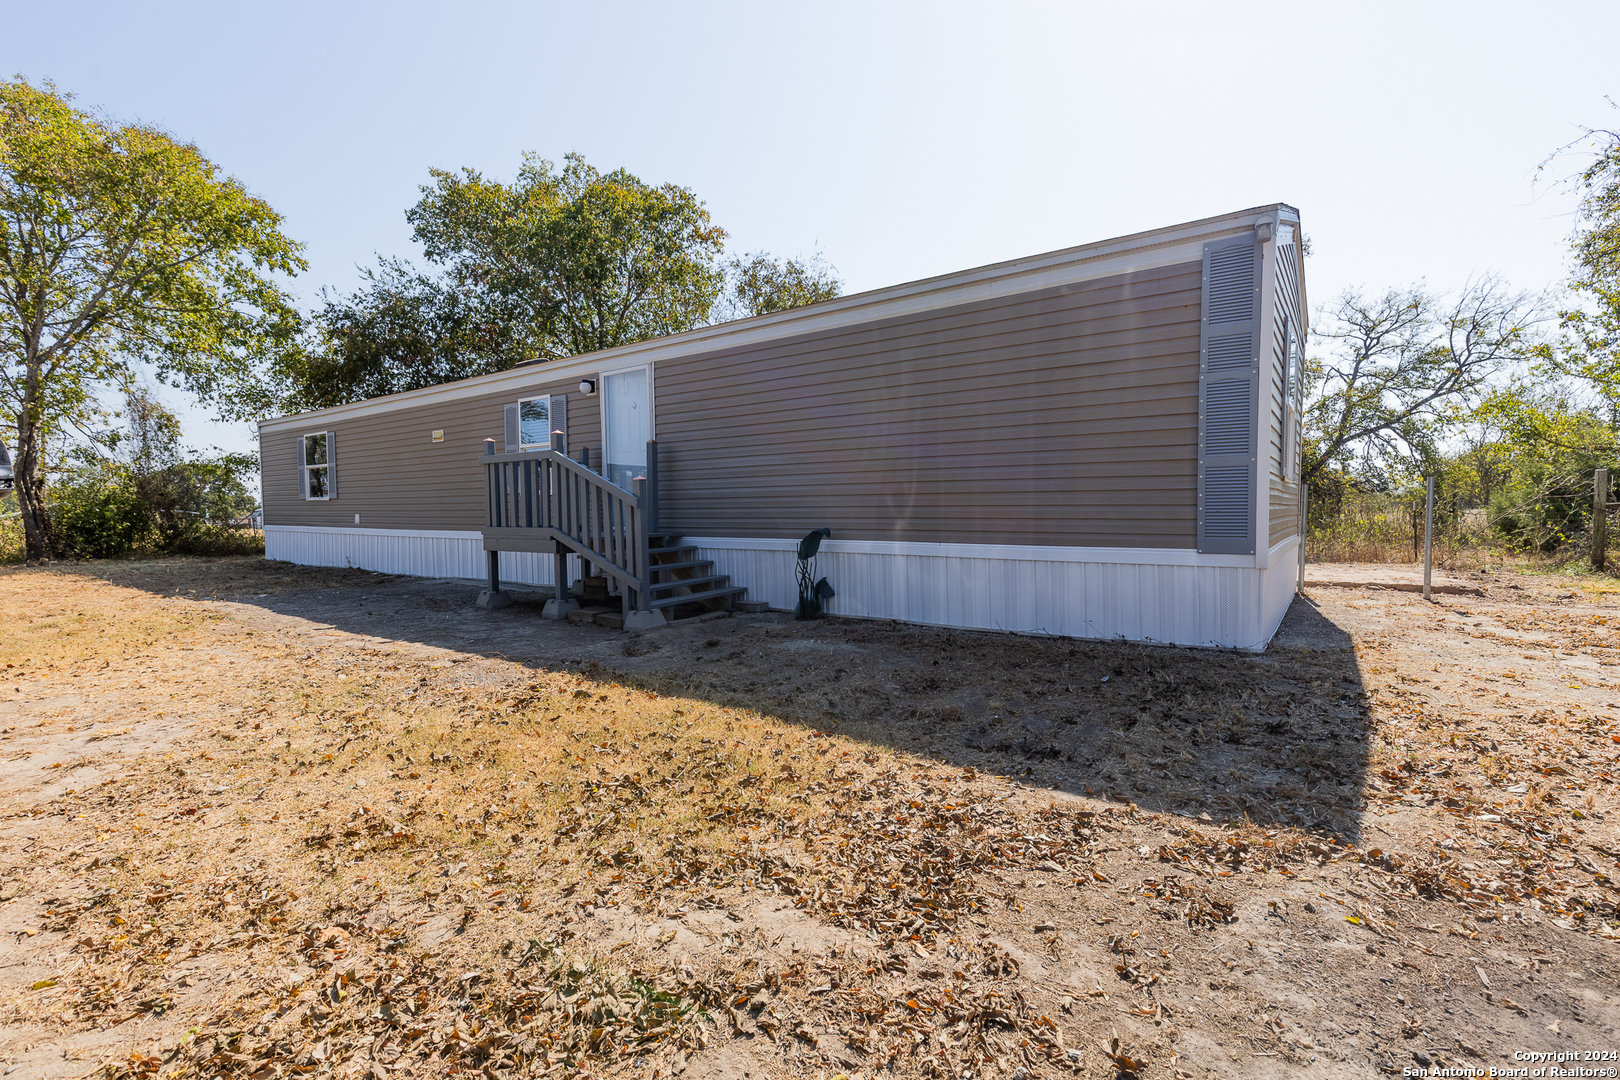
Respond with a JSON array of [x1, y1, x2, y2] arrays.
[[643, 532, 747, 616], [482, 440, 765, 627]]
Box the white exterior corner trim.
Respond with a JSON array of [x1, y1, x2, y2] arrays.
[[1264, 533, 1300, 569], [265, 525, 1297, 651]]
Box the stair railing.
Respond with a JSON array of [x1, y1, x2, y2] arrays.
[[483, 438, 658, 612]]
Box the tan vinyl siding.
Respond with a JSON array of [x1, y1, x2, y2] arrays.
[[656, 262, 1201, 547], [262, 377, 598, 531], [264, 263, 1204, 549], [1270, 478, 1300, 546]]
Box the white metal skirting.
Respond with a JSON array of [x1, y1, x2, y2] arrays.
[[264, 526, 574, 588], [264, 526, 1298, 649], [688, 538, 1295, 650]]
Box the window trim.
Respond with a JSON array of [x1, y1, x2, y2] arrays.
[[517, 395, 552, 450], [1282, 315, 1301, 482], [302, 431, 332, 501]]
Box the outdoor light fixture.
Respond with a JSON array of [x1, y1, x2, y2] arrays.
[[579, 379, 597, 396]]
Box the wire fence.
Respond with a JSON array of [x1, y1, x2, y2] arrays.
[[1305, 487, 1596, 566]]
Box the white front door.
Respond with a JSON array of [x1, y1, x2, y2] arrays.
[[602, 367, 649, 491]]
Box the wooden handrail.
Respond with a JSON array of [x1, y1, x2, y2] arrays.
[[483, 439, 657, 610]]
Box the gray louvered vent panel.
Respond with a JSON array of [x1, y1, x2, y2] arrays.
[[1207, 334, 1250, 372], [1203, 466, 1251, 539], [1206, 245, 1254, 324], [1198, 234, 1259, 555], [1204, 382, 1251, 455]]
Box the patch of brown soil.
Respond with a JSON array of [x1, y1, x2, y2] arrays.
[[0, 557, 1615, 1080]]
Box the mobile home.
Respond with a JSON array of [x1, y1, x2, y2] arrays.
[[260, 204, 1306, 649]]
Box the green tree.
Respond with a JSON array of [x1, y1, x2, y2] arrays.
[[285, 154, 843, 410], [716, 251, 842, 320], [408, 152, 727, 361], [1473, 120, 1620, 466], [1556, 118, 1620, 399], [1303, 280, 1539, 486], [51, 386, 259, 558], [284, 258, 540, 409], [0, 79, 304, 559]]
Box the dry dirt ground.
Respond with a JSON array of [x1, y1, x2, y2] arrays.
[[0, 557, 1617, 1080]]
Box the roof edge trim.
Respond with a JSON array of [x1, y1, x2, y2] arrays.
[[261, 203, 1296, 433]]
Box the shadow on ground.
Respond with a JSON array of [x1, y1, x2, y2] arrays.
[[68, 555, 1369, 837]]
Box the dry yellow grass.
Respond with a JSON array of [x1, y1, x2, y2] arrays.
[[0, 563, 993, 1079], [2, 558, 1618, 1080]]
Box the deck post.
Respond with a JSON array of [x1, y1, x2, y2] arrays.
[[551, 549, 570, 618], [634, 477, 651, 612], [484, 439, 497, 529], [477, 549, 513, 609], [619, 474, 664, 632], [645, 439, 659, 537], [572, 446, 589, 579]]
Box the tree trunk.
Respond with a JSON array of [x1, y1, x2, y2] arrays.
[[16, 371, 51, 561]]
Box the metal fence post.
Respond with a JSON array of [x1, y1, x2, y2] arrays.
[[1423, 476, 1434, 602], [1595, 468, 1609, 572]]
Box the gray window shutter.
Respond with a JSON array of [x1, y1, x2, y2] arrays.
[[504, 403, 520, 453], [326, 431, 337, 499], [549, 394, 568, 452], [298, 435, 308, 500], [1198, 235, 1261, 555]]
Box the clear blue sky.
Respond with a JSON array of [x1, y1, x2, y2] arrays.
[[7, 0, 1617, 467]]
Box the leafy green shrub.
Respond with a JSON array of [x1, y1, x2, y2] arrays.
[[50, 464, 151, 557], [0, 494, 23, 561], [1489, 474, 1595, 553], [47, 451, 260, 559], [168, 522, 264, 557]]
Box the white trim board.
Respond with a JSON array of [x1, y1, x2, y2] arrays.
[[265, 525, 1268, 570], [265, 525, 482, 540], [260, 205, 1298, 436], [680, 536, 1264, 569]]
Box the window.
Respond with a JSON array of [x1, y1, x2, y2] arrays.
[[504, 395, 568, 453], [1283, 316, 1301, 479], [519, 397, 550, 449], [301, 432, 333, 499]]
